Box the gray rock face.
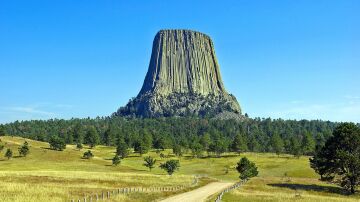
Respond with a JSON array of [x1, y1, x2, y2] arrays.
[[116, 29, 241, 118]]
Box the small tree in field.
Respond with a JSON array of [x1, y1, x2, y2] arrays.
[[143, 156, 156, 171], [116, 139, 129, 158], [49, 136, 66, 151], [82, 150, 93, 159], [18, 141, 30, 157], [76, 142, 83, 151], [112, 155, 121, 166], [160, 160, 180, 175], [5, 148, 13, 160], [172, 144, 183, 157], [236, 157, 258, 181]]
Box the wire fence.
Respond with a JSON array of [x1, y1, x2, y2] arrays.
[[70, 175, 199, 202], [214, 180, 246, 202]]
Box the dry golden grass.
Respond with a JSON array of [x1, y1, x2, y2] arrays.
[[0, 136, 359, 202], [0, 136, 197, 202]]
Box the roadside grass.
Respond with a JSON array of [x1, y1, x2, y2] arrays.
[[0, 171, 194, 202], [0, 136, 359, 201], [220, 177, 360, 202]]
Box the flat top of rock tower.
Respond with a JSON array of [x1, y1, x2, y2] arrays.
[[156, 29, 211, 39]]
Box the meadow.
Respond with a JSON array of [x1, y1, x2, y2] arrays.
[[0, 136, 359, 202]]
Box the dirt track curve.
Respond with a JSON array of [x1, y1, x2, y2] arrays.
[[159, 182, 233, 202]]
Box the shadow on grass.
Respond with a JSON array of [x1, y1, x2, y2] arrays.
[[268, 183, 349, 195], [13, 155, 23, 158], [266, 155, 292, 159]]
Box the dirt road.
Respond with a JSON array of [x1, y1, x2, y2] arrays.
[[159, 182, 233, 202]]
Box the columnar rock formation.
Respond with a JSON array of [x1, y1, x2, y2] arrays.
[[115, 29, 242, 119]]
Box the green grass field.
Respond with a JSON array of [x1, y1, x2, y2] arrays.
[[0, 136, 359, 202]]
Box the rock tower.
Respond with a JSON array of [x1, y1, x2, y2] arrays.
[[115, 29, 241, 119]]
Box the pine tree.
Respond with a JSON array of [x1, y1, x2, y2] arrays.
[[236, 157, 258, 180], [0, 125, 5, 136], [302, 132, 315, 155], [84, 126, 99, 148], [143, 156, 156, 171], [310, 123, 360, 194], [116, 139, 129, 158], [18, 141, 30, 157], [200, 133, 211, 155], [76, 142, 83, 150], [103, 127, 116, 146], [172, 144, 183, 157], [190, 140, 203, 158], [160, 160, 180, 175], [134, 133, 152, 156], [49, 136, 66, 151], [112, 155, 121, 166], [270, 133, 284, 156], [5, 148, 12, 160], [231, 134, 247, 155], [290, 136, 302, 158], [73, 123, 84, 144], [209, 133, 227, 157], [82, 150, 94, 159]]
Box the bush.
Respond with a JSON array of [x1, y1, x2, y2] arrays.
[[49, 136, 66, 151], [5, 148, 12, 160], [76, 143, 83, 150], [159, 159, 180, 175], [18, 141, 30, 157], [236, 157, 258, 180], [143, 156, 156, 171], [112, 155, 121, 166], [82, 150, 93, 159], [116, 139, 129, 158]]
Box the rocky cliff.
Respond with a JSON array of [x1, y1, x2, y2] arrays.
[[115, 29, 242, 118]]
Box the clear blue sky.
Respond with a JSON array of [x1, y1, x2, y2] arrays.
[[0, 0, 359, 123]]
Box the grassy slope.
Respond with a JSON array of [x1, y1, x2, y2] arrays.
[[0, 136, 198, 202], [0, 136, 359, 202]]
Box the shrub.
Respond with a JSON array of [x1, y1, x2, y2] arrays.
[[5, 148, 12, 160], [160, 159, 180, 175], [18, 141, 30, 157], [236, 157, 258, 180], [49, 136, 66, 151], [112, 155, 121, 166], [82, 150, 93, 159], [143, 156, 156, 171]]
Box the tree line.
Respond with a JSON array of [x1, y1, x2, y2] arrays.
[[0, 116, 340, 157]]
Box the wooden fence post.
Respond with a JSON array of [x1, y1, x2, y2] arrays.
[[101, 192, 104, 200], [107, 191, 110, 198]]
